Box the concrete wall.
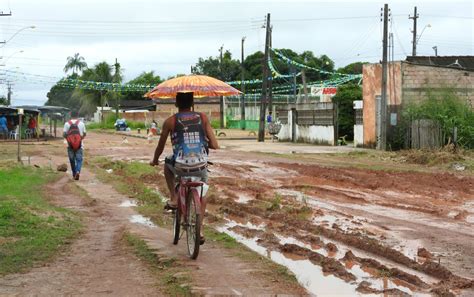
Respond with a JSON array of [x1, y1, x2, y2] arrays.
[[277, 123, 291, 141], [362, 62, 403, 147], [354, 125, 364, 147], [276, 109, 335, 145], [401, 63, 474, 107], [296, 125, 335, 145]]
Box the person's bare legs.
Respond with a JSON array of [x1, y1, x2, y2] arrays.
[[200, 197, 207, 239], [164, 164, 177, 206]]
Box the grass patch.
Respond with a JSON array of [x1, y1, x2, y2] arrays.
[[0, 166, 81, 276], [93, 158, 167, 226], [123, 232, 191, 296], [87, 114, 146, 131]]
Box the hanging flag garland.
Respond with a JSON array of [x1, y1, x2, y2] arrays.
[[270, 48, 360, 78]]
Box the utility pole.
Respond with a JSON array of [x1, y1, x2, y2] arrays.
[[7, 83, 12, 105], [409, 6, 419, 56], [292, 67, 297, 102], [114, 58, 121, 119], [241, 37, 246, 130], [219, 45, 224, 129], [17, 109, 23, 162], [378, 4, 389, 150], [432, 46, 438, 56], [268, 26, 273, 115], [258, 13, 271, 142]]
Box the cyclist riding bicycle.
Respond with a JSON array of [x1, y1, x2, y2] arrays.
[[150, 92, 219, 244]]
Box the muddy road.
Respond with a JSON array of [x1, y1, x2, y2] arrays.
[[4, 131, 472, 296], [79, 131, 474, 296]]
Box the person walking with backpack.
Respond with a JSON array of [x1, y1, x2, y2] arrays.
[[63, 113, 86, 180]]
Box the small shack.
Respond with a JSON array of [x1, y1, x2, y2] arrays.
[[14, 105, 70, 138], [0, 106, 40, 140]]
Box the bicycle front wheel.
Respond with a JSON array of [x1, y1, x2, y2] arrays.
[[172, 208, 180, 245], [186, 191, 201, 260]]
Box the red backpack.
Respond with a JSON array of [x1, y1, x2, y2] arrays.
[[66, 120, 82, 151]]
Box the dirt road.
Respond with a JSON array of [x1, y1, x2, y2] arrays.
[[83, 132, 474, 296], [0, 134, 306, 296], [1, 131, 473, 296], [0, 174, 158, 296]]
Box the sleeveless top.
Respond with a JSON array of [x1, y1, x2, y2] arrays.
[[171, 112, 208, 168]]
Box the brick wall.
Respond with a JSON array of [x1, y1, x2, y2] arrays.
[[401, 62, 474, 108], [362, 62, 402, 147]]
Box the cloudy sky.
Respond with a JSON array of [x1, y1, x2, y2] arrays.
[[0, 0, 472, 105]]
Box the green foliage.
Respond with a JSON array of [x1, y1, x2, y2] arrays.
[[404, 88, 474, 149], [123, 71, 162, 101], [337, 62, 367, 74], [332, 83, 362, 140], [64, 53, 87, 75], [267, 194, 282, 211], [0, 167, 81, 275], [0, 96, 7, 105], [210, 119, 220, 129], [45, 79, 80, 113], [192, 50, 241, 81], [86, 114, 146, 130]]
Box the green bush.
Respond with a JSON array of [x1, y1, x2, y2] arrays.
[[404, 88, 474, 149], [211, 119, 220, 129]]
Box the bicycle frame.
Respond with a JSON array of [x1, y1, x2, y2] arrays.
[[176, 178, 203, 219]]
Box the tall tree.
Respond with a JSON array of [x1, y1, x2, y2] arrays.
[[123, 71, 162, 101], [337, 62, 367, 74], [64, 53, 87, 75], [72, 61, 115, 120], [192, 50, 241, 82], [332, 83, 362, 141]]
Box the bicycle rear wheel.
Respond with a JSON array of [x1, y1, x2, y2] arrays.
[[186, 191, 201, 259], [172, 208, 180, 245]]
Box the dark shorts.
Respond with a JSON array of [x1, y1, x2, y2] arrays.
[[165, 156, 208, 183]]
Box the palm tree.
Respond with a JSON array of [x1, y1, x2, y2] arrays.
[[64, 53, 87, 75], [73, 61, 118, 122]]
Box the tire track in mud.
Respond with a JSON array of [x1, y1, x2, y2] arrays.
[[207, 159, 474, 296]]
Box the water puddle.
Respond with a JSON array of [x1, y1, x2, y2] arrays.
[[119, 199, 138, 207], [218, 219, 438, 295], [218, 223, 364, 296], [236, 193, 253, 204], [129, 214, 156, 228]]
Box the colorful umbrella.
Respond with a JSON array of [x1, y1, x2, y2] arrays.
[[144, 74, 242, 99]]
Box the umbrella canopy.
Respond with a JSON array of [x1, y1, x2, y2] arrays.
[[144, 74, 241, 99]]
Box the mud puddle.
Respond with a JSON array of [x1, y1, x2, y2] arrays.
[[119, 199, 138, 207], [129, 214, 157, 228], [218, 220, 433, 296]]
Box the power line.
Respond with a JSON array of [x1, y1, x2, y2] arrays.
[[273, 15, 382, 22], [11, 17, 264, 24]]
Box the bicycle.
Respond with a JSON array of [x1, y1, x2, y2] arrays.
[[172, 172, 209, 260]]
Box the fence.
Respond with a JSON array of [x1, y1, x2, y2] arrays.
[[276, 103, 337, 145], [410, 119, 443, 149]]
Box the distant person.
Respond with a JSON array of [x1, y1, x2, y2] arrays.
[[266, 111, 273, 124], [0, 114, 7, 139], [28, 116, 37, 137], [150, 120, 158, 135], [63, 113, 86, 180]]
